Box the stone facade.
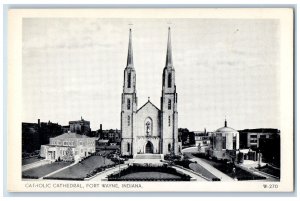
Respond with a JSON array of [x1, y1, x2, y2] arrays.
[[120, 28, 181, 156], [40, 132, 96, 162]]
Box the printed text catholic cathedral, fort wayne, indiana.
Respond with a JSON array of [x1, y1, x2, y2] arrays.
[[120, 28, 181, 156]]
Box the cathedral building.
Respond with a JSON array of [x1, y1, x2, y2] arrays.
[[120, 28, 181, 156]]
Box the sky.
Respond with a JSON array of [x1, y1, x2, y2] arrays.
[[22, 18, 280, 131]]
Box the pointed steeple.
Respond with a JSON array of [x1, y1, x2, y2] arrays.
[[126, 29, 134, 68], [225, 118, 227, 127], [165, 27, 173, 68]]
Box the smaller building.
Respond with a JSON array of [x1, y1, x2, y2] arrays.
[[69, 117, 91, 135], [194, 130, 211, 147], [239, 128, 280, 150], [40, 132, 96, 162], [209, 120, 239, 162], [100, 129, 121, 144]]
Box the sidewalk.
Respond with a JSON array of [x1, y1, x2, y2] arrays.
[[41, 161, 78, 179], [188, 157, 234, 181]]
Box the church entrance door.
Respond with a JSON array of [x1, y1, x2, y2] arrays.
[[145, 141, 154, 154]]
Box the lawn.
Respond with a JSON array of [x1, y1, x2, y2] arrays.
[[22, 161, 72, 179], [256, 166, 280, 178], [108, 165, 191, 181], [22, 157, 44, 165], [195, 157, 266, 181], [175, 159, 220, 181], [189, 163, 220, 181], [46, 155, 114, 180], [120, 172, 181, 180]]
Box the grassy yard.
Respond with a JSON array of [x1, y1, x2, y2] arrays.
[[257, 166, 280, 178], [108, 165, 191, 181], [22, 161, 72, 179], [189, 163, 220, 181], [120, 172, 181, 180], [22, 157, 44, 165], [46, 155, 114, 180], [196, 157, 266, 181]]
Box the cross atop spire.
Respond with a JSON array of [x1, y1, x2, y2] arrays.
[[165, 27, 173, 68], [126, 28, 134, 68]]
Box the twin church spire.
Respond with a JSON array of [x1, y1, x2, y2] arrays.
[[165, 27, 173, 68], [126, 27, 173, 69], [126, 29, 134, 68]]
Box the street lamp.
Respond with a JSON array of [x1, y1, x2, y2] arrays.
[[116, 148, 121, 178]]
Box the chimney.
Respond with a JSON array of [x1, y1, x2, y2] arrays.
[[100, 124, 103, 138], [38, 119, 41, 127]]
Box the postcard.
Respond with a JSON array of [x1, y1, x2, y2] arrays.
[[7, 8, 294, 192]]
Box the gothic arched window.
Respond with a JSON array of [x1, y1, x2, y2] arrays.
[[168, 116, 171, 127], [127, 98, 131, 110], [127, 115, 130, 126], [168, 143, 171, 152], [168, 73, 172, 88], [168, 99, 171, 110], [127, 72, 131, 88], [127, 143, 130, 152]]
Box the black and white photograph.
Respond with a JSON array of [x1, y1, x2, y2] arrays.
[[7, 8, 294, 192]]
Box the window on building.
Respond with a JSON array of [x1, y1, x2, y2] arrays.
[[168, 116, 171, 127], [168, 143, 171, 152], [127, 98, 131, 110], [222, 136, 226, 149], [80, 141, 83, 146], [127, 72, 131, 88], [168, 99, 171, 110], [63, 141, 66, 146], [250, 134, 257, 138], [127, 143, 130, 152], [233, 136, 236, 150], [128, 115, 130, 126], [168, 73, 172, 88]]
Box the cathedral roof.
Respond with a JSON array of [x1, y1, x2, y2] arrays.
[[137, 100, 160, 113]]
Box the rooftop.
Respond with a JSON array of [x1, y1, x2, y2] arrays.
[[52, 132, 89, 140]]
